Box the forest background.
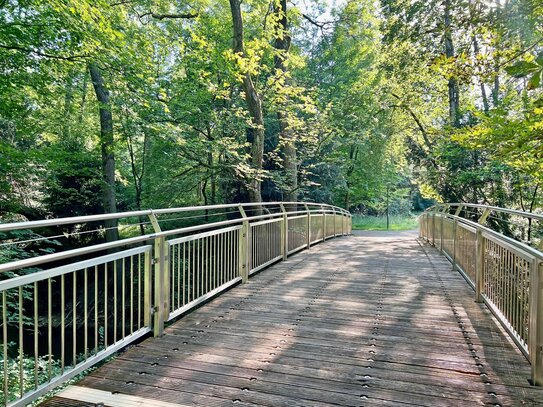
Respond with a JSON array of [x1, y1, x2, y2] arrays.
[[1, 0, 542, 232]]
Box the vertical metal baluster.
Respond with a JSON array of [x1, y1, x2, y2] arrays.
[[182, 242, 186, 305], [177, 244, 181, 310], [122, 258, 126, 340], [511, 252, 515, 330], [227, 231, 230, 282], [503, 249, 508, 322], [130, 255, 134, 335], [197, 238, 200, 298], [492, 243, 497, 306], [496, 246, 504, 314], [235, 229, 238, 279], [511, 253, 515, 334], [225, 232, 229, 281], [203, 237, 207, 294], [94, 265, 98, 354], [501, 245, 505, 312], [486, 241, 491, 303], [524, 259, 529, 343], [213, 234, 219, 289], [513, 255, 519, 338], [114, 261, 117, 343], [61, 275, 65, 374], [507, 251, 512, 325], [137, 254, 141, 330], [48, 278, 52, 381], [3, 292, 8, 405], [187, 241, 192, 303], [84, 268, 88, 361], [234, 230, 238, 279], [34, 282, 38, 389], [203, 236, 210, 294], [517, 256, 521, 338], [496, 246, 504, 313], [193, 239, 196, 297], [209, 236, 212, 291], [18, 286, 23, 398], [171, 245, 175, 313], [73, 272, 77, 367], [208, 236, 211, 292], [231, 230, 234, 280], [104, 263, 108, 348], [220, 233, 223, 284], [204, 237, 208, 294]]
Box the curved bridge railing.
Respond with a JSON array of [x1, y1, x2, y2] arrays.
[[0, 202, 351, 406], [419, 203, 543, 385]]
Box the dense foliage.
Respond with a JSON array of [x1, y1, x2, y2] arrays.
[[1, 0, 542, 228]]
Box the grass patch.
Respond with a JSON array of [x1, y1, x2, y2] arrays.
[[352, 214, 419, 231]]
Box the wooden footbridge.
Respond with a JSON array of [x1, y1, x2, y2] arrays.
[[2, 203, 543, 406]]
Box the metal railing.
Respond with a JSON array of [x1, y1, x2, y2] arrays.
[[419, 203, 543, 385], [0, 202, 351, 406]]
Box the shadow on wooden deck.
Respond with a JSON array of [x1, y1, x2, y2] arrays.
[[44, 232, 543, 406]]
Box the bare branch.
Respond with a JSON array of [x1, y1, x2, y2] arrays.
[[302, 13, 326, 28], [139, 11, 199, 20], [0, 43, 88, 61]]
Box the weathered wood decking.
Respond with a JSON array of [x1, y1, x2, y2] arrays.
[[45, 232, 543, 406]]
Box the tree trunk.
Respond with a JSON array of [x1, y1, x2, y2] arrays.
[[472, 35, 490, 113], [229, 0, 264, 203], [492, 57, 500, 107], [63, 72, 74, 139], [88, 62, 119, 242], [273, 0, 297, 203], [444, 0, 460, 127]]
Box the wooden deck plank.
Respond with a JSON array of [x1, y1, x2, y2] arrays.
[[44, 232, 543, 406]]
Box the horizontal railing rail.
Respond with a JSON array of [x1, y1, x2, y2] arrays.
[[0, 202, 351, 406], [419, 204, 543, 385]]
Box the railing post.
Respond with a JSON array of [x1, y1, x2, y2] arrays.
[[475, 228, 485, 303], [322, 205, 326, 241], [148, 211, 168, 337], [439, 205, 448, 253], [529, 260, 543, 385], [452, 219, 457, 271], [332, 207, 336, 237], [452, 206, 463, 271], [238, 205, 249, 283], [425, 212, 429, 241], [432, 208, 437, 246], [304, 203, 311, 249], [280, 203, 288, 260], [143, 250, 152, 328], [474, 208, 491, 303]]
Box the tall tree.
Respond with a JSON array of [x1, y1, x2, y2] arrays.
[[89, 62, 119, 242], [229, 0, 265, 203], [444, 0, 460, 127], [273, 0, 297, 202]]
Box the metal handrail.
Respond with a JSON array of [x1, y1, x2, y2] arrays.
[[0, 202, 349, 232], [0, 201, 352, 406], [419, 204, 543, 385], [427, 203, 543, 222]]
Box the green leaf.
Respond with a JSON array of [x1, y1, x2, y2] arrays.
[[505, 60, 540, 78], [527, 71, 542, 90]]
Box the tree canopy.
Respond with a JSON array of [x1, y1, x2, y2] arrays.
[[1, 0, 542, 226]]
